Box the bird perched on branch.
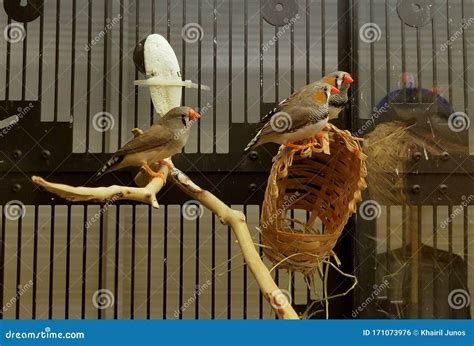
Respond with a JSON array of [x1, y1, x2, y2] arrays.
[[244, 82, 339, 152], [96, 106, 200, 179], [321, 71, 354, 119]]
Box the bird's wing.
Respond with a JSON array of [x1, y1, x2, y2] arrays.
[[259, 85, 311, 124], [116, 125, 175, 155], [260, 106, 319, 136]]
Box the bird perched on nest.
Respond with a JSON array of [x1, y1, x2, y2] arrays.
[[96, 106, 200, 179], [321, 71, 354, 119], [244, 82, 339, 152]]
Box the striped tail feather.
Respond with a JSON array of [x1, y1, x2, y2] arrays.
[[244, 129, 262, 152], [94, 155, 124, 180]]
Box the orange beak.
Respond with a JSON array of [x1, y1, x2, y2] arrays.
[[188, 109, 201, 121], [343, 73, 354, 85], [330, 85, 340, 95]]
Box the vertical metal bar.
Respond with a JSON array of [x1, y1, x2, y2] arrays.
[[385, 1, 390, 92], [275, 25, 279, 101], [38, 3, 44, 103], [86, 0, 92, 151], [259, 0, 263, 114], [446, 0, 453, 105], [243, 205, 247, 319], [118, 0, 124, 147], [432, 206, 438, 317], [0, 208, 5, 319], [195, 212, 200, 319], [5, 17, 11, 100], [306, 0, 310, 84], [447, 205, 453, 318], [146, 206, 152, 319], [182, 0, 186, 105], [150, 0, 156, 126], [65, 205, 71, 319], [212, 0, 217, 153], [97, 211, 104, 319], [32, 206, 38, 319], [463, 205, 468, 283], [431, 16, 437, 94], [48, 206, 55, 319], [134, 2, 139, 129], [369, 0, 374, 107], [244, 0, 248, 122], [197, 0, 202, 146], [229, 0, 233, 126], [167, 0, 171, 41], [15, 216, 22, 318], [162, 205, 168, 319], [114, 206, 120, 319], [102, 0, 109, 153], [70, 0, 77, 141], [417, 205, 422, 317], [290, 16, 294, 93], [401, 15, 407, 102], [416, 27, 422, 100], [321, 0, 325, 75], [179, 210, 183, 319], [386, 206, 391, 280], [81, 206, 88, 319], [227, 225, 231, 319], [461, 0, 469, 113], [130, 205, 136, 319], [53, 0, 61, 122], [258, 206, 264, 319], [21, 23, 27, 100], [211, 213, 215, 319]]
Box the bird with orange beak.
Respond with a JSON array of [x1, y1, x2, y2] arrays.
[[322, 71, 354, 119], [96, 106, 200, 178], [245, 82, 339, 152]]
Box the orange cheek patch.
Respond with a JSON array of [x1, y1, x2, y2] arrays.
[[323, 76, 336, 86], [312, 91, 327, 104]]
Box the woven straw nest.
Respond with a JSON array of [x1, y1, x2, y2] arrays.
[[261, 124, 367, 275], [364, 121, 466, 204]]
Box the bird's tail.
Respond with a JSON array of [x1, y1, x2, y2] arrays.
[[244, 129, 263, 152], [93, 155, 124, 181]]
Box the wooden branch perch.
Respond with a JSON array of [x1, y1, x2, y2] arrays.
[[31, 161, 299, 320]]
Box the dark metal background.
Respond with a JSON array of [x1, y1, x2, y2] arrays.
[[0, 0, 472, 320]]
